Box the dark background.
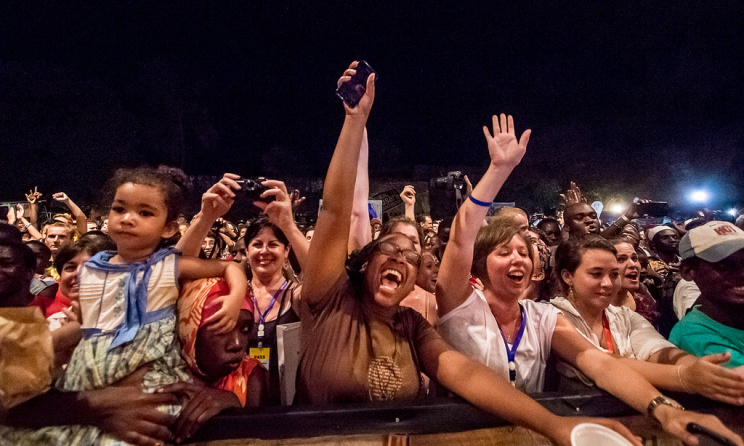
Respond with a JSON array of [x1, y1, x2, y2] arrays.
[[1, 1, 742, 214]]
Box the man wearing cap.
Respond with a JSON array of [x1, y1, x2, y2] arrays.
[[645, 225, 683, 337], [647, 225, 681, 278], [669, 221, 744, 368]]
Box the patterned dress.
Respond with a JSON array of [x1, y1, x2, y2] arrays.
[[0, 247, 190, 445]]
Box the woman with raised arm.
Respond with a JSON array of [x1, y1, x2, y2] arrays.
[[297, 62, 662, 446], [435, 114, 741, 444]]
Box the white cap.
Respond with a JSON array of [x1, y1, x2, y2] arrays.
[[679, 221, 744, 262], [647, 225, 674, 242]]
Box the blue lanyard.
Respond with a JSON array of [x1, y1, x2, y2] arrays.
[[252, 280, 288, 345], [497, 304, 527, 386]]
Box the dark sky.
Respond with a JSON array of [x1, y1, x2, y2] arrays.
[[1, 1, 742, 211]]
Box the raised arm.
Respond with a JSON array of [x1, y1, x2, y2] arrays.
[[16, 205, 42, 240], [254, 179, 310, 269], [348, 127, 372, 253], [436, 114, 530, 316], [52, 192, 88, 236], [177, 174, 240, 257], [400, 185, 416, 221], [302, 62, 375, 305], [25, 187, 41, 227]]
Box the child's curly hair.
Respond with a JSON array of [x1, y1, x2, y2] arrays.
[[106, 165, 192, 223]]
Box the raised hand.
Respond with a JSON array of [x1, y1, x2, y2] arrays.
[[337, 61, 376, 118], [52, 192, 70, 203], [290, 189, 306, 213], [15, 204, 24, 220], [6, 206, 16, 225], [400, 185, 416, 207], [25, 187, 41, 204], [559, 181, 586, 206], [201, 173, 240, 221], [254, 179, 296, 232], [482, 113, 530, 169]]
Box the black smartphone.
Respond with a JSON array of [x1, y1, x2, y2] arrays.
[[635, 201, 668, 218], [336, 60, 375, 108], [687, 423, 738, 446]]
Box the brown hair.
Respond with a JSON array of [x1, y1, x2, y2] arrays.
[[554, 236, 617, 295], [472, 219, 535, 281]]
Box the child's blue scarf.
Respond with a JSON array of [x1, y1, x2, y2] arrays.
[[86, 246, 180, 349]]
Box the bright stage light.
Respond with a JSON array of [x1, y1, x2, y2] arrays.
[[727, 208, 737, 216], [688, 190, 710, 203], [609, 203, 626, 215]]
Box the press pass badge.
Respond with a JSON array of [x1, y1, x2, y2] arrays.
[[249, 347, 270, 370]]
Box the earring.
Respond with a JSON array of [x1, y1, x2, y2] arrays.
[[567, 284, 575, 300]]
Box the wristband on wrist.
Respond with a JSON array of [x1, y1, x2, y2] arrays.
[[24, 222, 31, 229], [468, 195, 492, 207]]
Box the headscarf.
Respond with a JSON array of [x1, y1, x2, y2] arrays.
[[178, 277, 259, 406]]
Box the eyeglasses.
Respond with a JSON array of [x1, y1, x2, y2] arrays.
[[377, 241, 421, 266]]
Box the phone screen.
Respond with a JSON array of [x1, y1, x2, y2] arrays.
[[336, 60, 376, 108]]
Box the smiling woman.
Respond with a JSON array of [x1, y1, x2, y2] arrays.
[[550, 236, 744, 407]]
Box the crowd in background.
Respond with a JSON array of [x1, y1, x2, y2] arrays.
[[1, 62, 744, 446]]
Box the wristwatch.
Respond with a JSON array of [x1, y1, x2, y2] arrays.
[[647, 395, 684, 423]]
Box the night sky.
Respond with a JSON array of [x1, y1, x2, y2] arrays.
[[1, 1, 742, 213]]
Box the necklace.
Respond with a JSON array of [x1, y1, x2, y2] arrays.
[[367, 315, 402, 401], [495, 308, 522, 343]]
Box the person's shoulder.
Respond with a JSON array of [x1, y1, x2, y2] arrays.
[[522, 298, 560, 317]]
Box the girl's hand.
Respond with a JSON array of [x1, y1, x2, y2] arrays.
[[657, 407, 743, 445], [202, 291, 243, 334], [681, 353, 744, 405], [546, 416, 642, 446], [482, 113, 530, 170], [201, 173, 240, 222], [255, 179, 295, 232], [337, 61, 376, 118], [15, 204, 24, 220]]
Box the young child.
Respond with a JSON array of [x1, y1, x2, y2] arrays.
[[27, 166, 247, 444], [177, 278, 267, 408]]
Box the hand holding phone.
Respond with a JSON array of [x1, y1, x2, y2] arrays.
[[687, 423, 739, 446], [336, 60, 376, 108]]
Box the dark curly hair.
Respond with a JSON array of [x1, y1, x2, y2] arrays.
[[106, 165, 191, 223]]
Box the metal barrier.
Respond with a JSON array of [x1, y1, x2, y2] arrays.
[[187, 390, 744, 445]]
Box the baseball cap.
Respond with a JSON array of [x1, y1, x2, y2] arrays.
[[679, 221, 744, 262]]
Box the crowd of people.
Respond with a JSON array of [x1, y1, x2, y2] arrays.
[[1, 61, 744, 446]]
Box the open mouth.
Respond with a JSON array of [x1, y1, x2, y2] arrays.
[[380, 269, 403, 293], [625, 271, 639, 281], [506, 271, 525, 283]]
